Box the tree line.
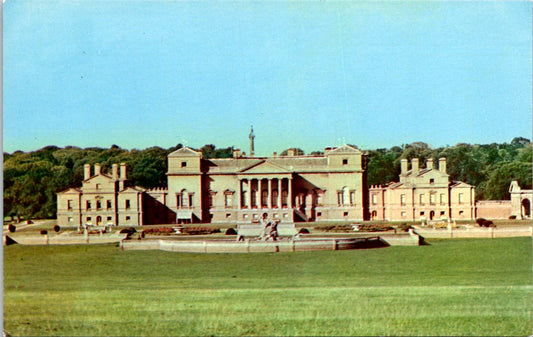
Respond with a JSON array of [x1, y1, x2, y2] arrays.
[[4, 138, 531, 221]]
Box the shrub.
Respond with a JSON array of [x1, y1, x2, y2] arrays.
[[483, 220, 495, 228], [40, 230, 48, 235], [8, 224, 16, 233], [54, 225, 61, 233], [476, 218, 486, 227], [183, 227, 221, 235], [396, 223, 412, 232], [298, 228, 310, 234], [142, 227, 174, 235], [509, 215, 517, 220], [225, 228, 237, 235], [119, 227, 137, 235], [357, 224, 394, 232]]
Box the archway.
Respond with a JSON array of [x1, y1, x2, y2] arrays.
[[522, 198, 531, 218], [429, 211, 435, 221], [371, 211, 377, 220], [96, 216, 102, 226]]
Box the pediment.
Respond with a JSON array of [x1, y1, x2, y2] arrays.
[[83, 174, 114, 183], [327, 144, 362, 155], [240, 161, 291, 174], [168, 146, 202, 157]]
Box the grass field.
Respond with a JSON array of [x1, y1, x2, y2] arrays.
[[4, 237, 532, 336]]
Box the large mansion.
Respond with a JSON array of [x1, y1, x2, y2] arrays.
[[57, 133, 532, 227]]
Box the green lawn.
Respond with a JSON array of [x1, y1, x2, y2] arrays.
[[4, 237, 532, 336]]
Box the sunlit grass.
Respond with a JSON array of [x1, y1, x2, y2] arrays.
[[4, 237, 532, 336]]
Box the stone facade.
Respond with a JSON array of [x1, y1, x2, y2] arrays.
[[368, 158, 476, 221], [57, 163, 174, 227], [167, 144, 368, 223], [57, 142, 529, 226]]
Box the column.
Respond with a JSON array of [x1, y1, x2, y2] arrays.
[[257, 179, 262, 208], [238, 179, 242, 209], [268, 179, 272, 209], [249, 179, 253, 209], [288, 177, 293, 208], [277, 178, 282, 208]]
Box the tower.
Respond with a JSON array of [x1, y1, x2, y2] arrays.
[[249, 126, 255, 156]]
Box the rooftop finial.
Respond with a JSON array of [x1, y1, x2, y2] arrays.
[[249, 125, 255, 156]]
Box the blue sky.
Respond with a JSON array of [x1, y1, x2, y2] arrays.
[[3, 1, 532, 155]]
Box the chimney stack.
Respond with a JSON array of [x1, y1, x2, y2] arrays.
[[411, 158, 419, 173], [273, 151, 277, 157], [439, 157, 447, 174], [120, 163, 127, 180], [112, 164, 119, 180], [84, 164, 91, 180], [401, 159, 408, 174], [233, 149, 241, 158], [426, 158, 434, 169], [94, 163, 101, 175]]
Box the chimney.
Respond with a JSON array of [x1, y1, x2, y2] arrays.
[[94, 163, 101, 175], [112, 164, 119, 180], [411, 158, 419, 173], [287, 149, 295, 157], [120, 163, 127, 180], [273, 151, 277, 157], [84, 164, 91, 180], [426, 158, 434, 169], [439, 157, 447, 174], [401, 159, 408, 174], [233, 149, 241, 158]]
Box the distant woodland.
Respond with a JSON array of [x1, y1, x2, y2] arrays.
[[4, 138, 532, 220]]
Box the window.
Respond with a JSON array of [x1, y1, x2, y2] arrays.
[[243, 214, 249, 219], [283, 213, 288, 218], [371, 194, 377, 205], [337, 192, 343, 206], [316, 193, 322, 205], [96, 200, 102, 210], [67, 200, 73, 210], [343, 211, 349, 217], [401, 211, 406, 217], [107, 200, 112, 209], [440, 193, 445, 205], [273, 213, 279, 218], [350, 192, 355, 206], [458, 193, 464, 204], [429, 179, 434, 184], [419, 194, 425, 205], [225, 194, 233, 208], [343, 187, 350, 206], [317, 212, 322, 217], [420, 211, 425, 216], [189, 194, 194, 207], [342, 159, 348, 165], [68, 217, 73, 222], [125, 200, 131, 209], [401, 194, 406, 206], [86, 200, 92, 210], [125, 216, 131, 221], [107, 216, 112, 221], [440, 211, 445, 216], [177, 194, 182, 208], [181, 161, 187, 167], [226, 213, 231, 218], [86, 217, 92, 221], [459, 210, 464, 215], [430, 193, 436, 205], [95, 184, 101, 190]]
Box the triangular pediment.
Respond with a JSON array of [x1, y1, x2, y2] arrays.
[[83, 174, 114, 183], [168, 146, 202, 157], [327, 144, 362, 154], [240, 160, 291, 174], [450, 181, 473, 188]]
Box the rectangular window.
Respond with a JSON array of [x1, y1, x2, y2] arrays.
[[96, 200, 102, 210], [67, 200, 73, 210], [430, 194, 436, 205], [95, 184, 101, 190], [419, 194, 425, 205], [400, 194, 406, 206], [189, 195, 193, 207], [429, 179, 434, 184], [68, 217, 73, 222], [226, 213, 231, 218], [86, 217, 92, 222], [458, 193, 464, 204], [86, 200, 92, 210], [342, 159, 348, 165], [350, 192, 355, 206], [371, 194, 377, 205], [125, 200, 131, 209], [343, 211, 349, 217], [317, 212, 322, 217], [440, 211, 445, 216], [107, 200, 112, 209], [125, 216, 131, 221], [440, 194, 445, 205], [337, 192, 343, 206], [177, 194, 182, 208], [401, 211, 406, 217], [225, 194, 232, 208], [107, 216, 112, 221], [181, 161, 187, 167]]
